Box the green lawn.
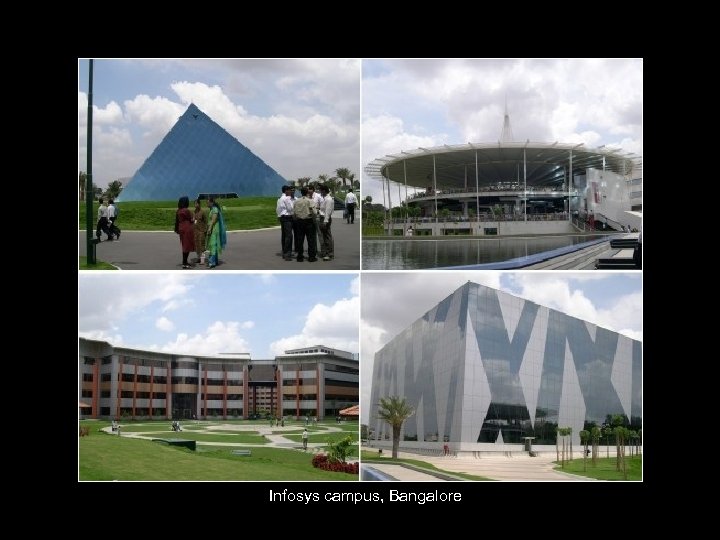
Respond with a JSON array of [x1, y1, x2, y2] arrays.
[[79, 198, 279, 231], [554, 455, 642, 481], [79, 256, 116, 270], [79, 432, 357, 481], [284, 433, 356, 445], [147, 431, 267, 443], [360, 450, 491, 481]]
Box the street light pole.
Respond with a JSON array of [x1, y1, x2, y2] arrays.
[[85, 59, 95, 264]]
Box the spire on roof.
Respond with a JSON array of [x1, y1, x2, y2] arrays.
[[500, 96, 514, 143]]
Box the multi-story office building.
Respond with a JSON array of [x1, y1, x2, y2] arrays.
[[369, 282, 641, 450], [79, 339, 358, 420]]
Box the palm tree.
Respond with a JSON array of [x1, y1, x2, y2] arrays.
[[317, 174, 328, 187], [296, 177, 311, 188], [335, 167, 351, 188], [376, 396, 414, 459]]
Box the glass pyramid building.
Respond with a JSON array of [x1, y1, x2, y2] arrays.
[[120, 103, 287, 201]]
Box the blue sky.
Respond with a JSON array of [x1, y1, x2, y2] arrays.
[[79, 273, 359, 358], [362, 58, 643, 205], [360, 272, 642, 422], [78, 59, 360, 188]]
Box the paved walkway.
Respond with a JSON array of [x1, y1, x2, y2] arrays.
[[102, 422, 352, 454], [363, 451, 595, 481], [79, 222, 359, 270], [364, 463, 448, 481], [413, 453, 594, 481]]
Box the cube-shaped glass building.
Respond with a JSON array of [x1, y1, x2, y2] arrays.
[[369, 282, 641, 450]]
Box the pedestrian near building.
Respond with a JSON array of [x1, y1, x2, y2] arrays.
[[345, 189, 357, 224], [193, 199, 208, 264], [277, 186, 294, 261], [302, 428, 309, 450], [95, 198, 112, 241], [107, 198, 121, 240], [292, 188, 317, 262], [206, 197, 227, 268], [175, 196, 195, 269], [319, 185, 335, 261]]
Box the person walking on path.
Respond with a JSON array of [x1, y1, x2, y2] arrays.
[[206, 197, 227, 268], [193, 199, 208, 265], [175, 196, 195, 269], [345, 189, 357, 224], [107, 198, 121, 240], [302, 428, 309, 451], [96, 198, 112, 242]]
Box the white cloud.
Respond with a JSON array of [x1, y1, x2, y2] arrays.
[[79, 274, 195, 334], [269, 296, 359, 355], [254, 273, 277, 285], [159, 321, 251, 355], [155, 316, 175, 332], [240, 321, 255, 329], [350, 276, 360, 296], [78, 59, 360, 188], [362, 59, 642, 206]]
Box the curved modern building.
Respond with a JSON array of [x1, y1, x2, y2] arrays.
[[119, 103, 287, 201], [79, 338, 358, 421], [365, 114, 642, 236], [369, 282, 641, 452]]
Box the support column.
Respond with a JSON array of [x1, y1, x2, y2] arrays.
[[569, 150, 574, 222], [132, 362, 138, 419], [386, 174, 392, 236], [205, 367, 209, 419], [117, 356, 123, 420], [403, 161, 409, 229], [223, 369, 227, 420], [296, 365, 301, 419], [166, 360, 172, 420], [275, 366, 282, 418], [523, 148, 527, 222], [433, 154, 438, 232], [242, 365, 249, 419], [92, 359, 99, 419], [475, 151, 480, 233], [150, 366, 154, 418]]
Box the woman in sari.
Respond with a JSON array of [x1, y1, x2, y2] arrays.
[[175, 196, 195, 269], [193, 199, 208, 264], [206, 197, 227, 268]]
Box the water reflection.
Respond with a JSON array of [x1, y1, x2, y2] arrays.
[[362, 235, 605, 269]]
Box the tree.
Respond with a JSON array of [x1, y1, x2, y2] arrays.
[[591, 426, 601, 466], [317, 174, 328, 185], [296, 177, 311, 188], [106, 180, 123, 199], [580, 430, 590, 471], [326, 435, 354, 463], [335, 167, 351, 188], [376, 396, 414, 459], [79, 171, 87, 200]]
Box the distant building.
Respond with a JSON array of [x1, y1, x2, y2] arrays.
[[79, 339, 358, 420], [119, 103, 287, 201]]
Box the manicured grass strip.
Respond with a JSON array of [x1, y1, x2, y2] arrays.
[[79, 434, 357, 481], [79, 256, 116, 270], [553, 455, 642, 481], [80, 198, 280, 231], [360, 451, 491, 481], [149, 432, 267, 443]]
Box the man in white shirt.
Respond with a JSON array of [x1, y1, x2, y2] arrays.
[[95, 198, 112, 242], [276, 186, 294, 261], [308, 186, 323, 250], [107, 198, 121, 240], [319, 185, 335, 260], [344, 189, 357, 224]]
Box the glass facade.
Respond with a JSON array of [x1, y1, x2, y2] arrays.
[[370, 282, 641, 446], [120, 103, 286, 201]]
